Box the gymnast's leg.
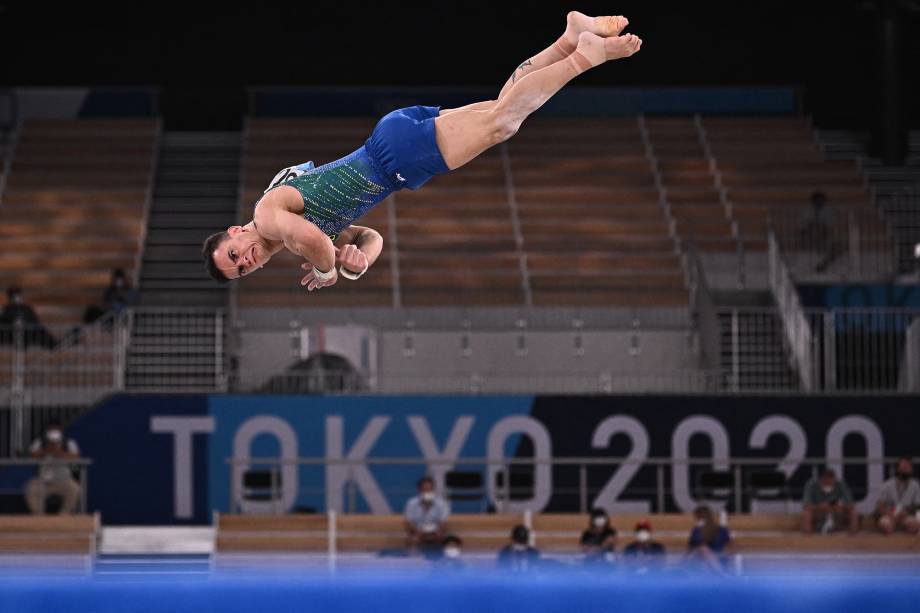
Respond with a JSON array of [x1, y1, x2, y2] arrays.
[[434, 31, 642, 170], [440, 12, 629, 117]]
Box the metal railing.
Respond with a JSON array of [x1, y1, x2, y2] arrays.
[[0, 303, 914, 420], [770, 208, 897, 282], [226, 455, 904, 516], [769, 232, 815, 390], [0, 315, 128, 455], [877, 187, 920, 276], [0, 458, 91, 514]]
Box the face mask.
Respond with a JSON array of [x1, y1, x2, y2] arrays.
[[821, 485, 833, 494], [593, 516, 607, 528], [696, 519, 705, 527], [421, 491, 435, 503], [11, 294, 22, 305], [46, 430, 63, 443], [636, 530, 651, 543], [444, 547, 461, 559], [512, 543, 527, 552], [897, 472, 912, 481]]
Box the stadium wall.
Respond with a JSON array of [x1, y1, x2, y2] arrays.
[[7, 394, 914, 525]]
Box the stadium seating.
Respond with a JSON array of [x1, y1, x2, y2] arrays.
[[0, 118, 157, 325], [645, 117, 737, 253], [509, 118, 688, 306], [0, 514, 99, 554], [700, 117, 881, 251], [215, 512, 920, 555], [233, 115, 882, 310], [239, 116, 689, 309]]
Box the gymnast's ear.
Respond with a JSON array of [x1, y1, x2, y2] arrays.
[[227, 225, 244, 235]]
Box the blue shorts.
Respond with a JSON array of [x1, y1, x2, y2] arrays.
[[365, 105, 450, 191]]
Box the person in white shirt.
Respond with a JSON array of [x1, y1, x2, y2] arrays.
[[24, 422, 82, 515], [404, 476, 450, 556], [875, 457, 920, 535]]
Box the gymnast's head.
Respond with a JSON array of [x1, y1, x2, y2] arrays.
[[202, 224, 274, 283]]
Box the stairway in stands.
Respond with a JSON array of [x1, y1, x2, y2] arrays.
[[715, 291, 799, 391], [816, 128, 920, 273], [129, 132, 241, 391]]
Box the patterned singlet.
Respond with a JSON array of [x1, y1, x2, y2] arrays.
[[261, 147, 397, 242]]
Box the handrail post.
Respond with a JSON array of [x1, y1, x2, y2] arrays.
[[327, 510, 337, 574], [731, 309, 740, 392], [733, 464, 743, 512], [656, 464, 665, 512]]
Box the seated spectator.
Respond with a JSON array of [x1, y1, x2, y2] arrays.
[[497, 525, 540, 572], [622, 520, 666, 573], [404, 475, 449, 557], [802, 467, 859, 534], [874, 457, 920, 535], [83, 268, 136, 325], [798, 190, 840, 273], [434, 535, 465, 571], [0, 286, 57, 349], [580, 508, 617, 564], [687, 505, 733, 573], [24, 421, 82, 515]]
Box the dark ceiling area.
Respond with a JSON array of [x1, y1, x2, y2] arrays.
[[1, 1, 917, 131]]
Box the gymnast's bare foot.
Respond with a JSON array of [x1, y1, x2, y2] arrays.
[[575, 31, 642, 67], [562, 11, 629, 48]]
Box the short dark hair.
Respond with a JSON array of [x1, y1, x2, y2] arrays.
[[417, 475, 435, 490], [443, 534, 462, 547], [202, 231, 231, 284], [511, 524, 529, 544], [820, 467, 836, 479]]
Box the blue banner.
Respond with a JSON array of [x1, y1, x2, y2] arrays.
[[63, 394, 920, 525]]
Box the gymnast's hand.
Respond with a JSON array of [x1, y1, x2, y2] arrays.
[[336, 244, 369, 276], [300, 262, 339, 291]]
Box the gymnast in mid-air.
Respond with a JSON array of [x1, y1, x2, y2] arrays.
[[203, 11, 642, 289]]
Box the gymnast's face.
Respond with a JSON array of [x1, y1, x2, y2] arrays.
[[212, 225, 274, 279]]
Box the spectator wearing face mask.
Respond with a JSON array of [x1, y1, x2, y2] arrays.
[[434, 535, 465, 570], [23, 422, 82, 514], [622, 520, 666, 573], [404, 475, 450, 556], [580, 508, 617, 564], [0, 286, 57, 349], [497, 524, 540, 572], [874, 457, 920, 535], [802, 467, 859, 534], [83, 268, 137, 325], [687, 505, 733, 573]]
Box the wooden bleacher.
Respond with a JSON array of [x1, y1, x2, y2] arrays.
[[0, 118, 157, 325], [0, 514, 99, 554], [509, 118, 687, 306], [239, 116, 689, 309], [237, 114, 886, 310], [215, 513, 920, 555], [701, 117, 881, 251], [645, 117, 737, 253]]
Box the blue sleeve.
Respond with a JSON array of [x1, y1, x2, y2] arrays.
[[688, 527, 701, 548]]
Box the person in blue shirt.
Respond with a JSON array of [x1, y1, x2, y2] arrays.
[[687, 505, 733, 573], [497, 525, 541, 573]]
